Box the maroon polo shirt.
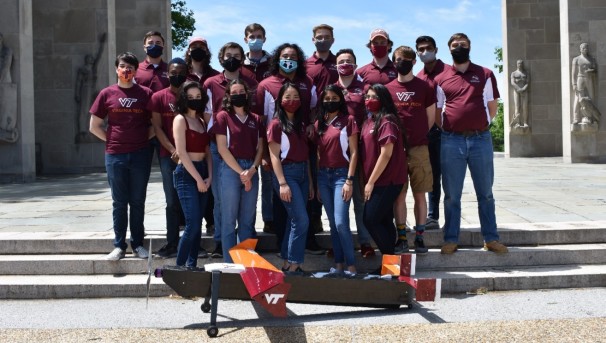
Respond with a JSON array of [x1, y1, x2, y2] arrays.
[[147, 87, 178, 157], [386, 77, 436, 147], [256, 74, 316, 125], [306, 51, 338, 98], [434, 62, 500, 132], [186, 67, 220, 85], [416, 59, 449, 83], [214, 110, 265, 160], [135, 60, 169, 93], [90, 84, 153, 154], [356, 59, 398, 85], [360, 116, 407, 186], [202, 71, 259, 133], [266, 118, 309, 164], [243, 51, 272, 81], [314, 113, 359, 169], [334, 78, 370, 128]]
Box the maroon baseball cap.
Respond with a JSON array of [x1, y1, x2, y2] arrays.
[[188, 36, 207, 46], [369, 28, 389, 41]]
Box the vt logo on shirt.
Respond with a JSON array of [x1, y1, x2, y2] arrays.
[[118, 98, 138, 108], [168, 103, 176, 113], [396, 92, 415, 102]]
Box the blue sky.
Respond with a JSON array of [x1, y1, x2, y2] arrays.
[[173, 0, 503, 88]]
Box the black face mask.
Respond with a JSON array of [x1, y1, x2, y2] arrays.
[[221, 57, 242, 72], [169, 74, 186, 88], [190, 48, 208, 62], [187, 99, 205, 111], [231, 93, 247, 108], [395, 60, 414, 75], [451, 46, 470, 64], [323, 101, 341, 113]]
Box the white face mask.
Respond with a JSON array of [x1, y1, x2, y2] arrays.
[[418, 50, 436, 63]]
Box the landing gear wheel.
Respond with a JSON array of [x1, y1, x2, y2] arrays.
[[407, 303, 413, 309], [201, 303, 211, 313], [207, 325, 218, 337]]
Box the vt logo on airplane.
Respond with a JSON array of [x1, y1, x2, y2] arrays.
[[264, 293, 285, 305]]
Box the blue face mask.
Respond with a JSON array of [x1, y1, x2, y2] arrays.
[[279, 59, 298, 74], [146, 44, 163, 58], [248, 39, 264, 52]]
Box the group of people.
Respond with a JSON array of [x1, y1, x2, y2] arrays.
[[89, 24, 509, 275]]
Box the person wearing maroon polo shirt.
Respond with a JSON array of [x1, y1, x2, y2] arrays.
[[267, 83, 314, 273], [243, 23, 272, 82], [306, 24, 338, 99], [357, 28, 397, 86], [185, 37, 220, 84], [148, 58, 188, 258], [415, 35, 449, 232], [135, 31, 169, 93], [386, 46, 436, 255], [359, 84, 407, 264], [215, 80, 265, 262], [314, 85, 358, 276], [333, 48, 375, 258], [434, 33, 508, 255], [89, 52, 154, 261]]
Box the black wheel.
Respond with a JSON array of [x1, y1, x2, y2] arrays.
[[201, 302, 211, 313], [207, 326, 218, 337], [407, 303, 413, 309]]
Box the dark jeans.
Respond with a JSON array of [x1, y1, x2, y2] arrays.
[[159, 156, 182, 247], [362, 184, 403, 255], [173, 161, 209, 267], [105, 147, 152, 251], [427, 125, 442, 220]]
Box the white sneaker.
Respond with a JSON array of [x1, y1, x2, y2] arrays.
[[133, 246, 149, 259], [105, 248, 125, 261]]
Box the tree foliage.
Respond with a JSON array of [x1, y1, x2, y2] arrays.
[[494, 47, 503, 73], [490, 46, 504, 152], [171, 1, 195, 51]]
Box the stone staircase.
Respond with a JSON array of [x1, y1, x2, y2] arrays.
[[1, 221, 605, 299]]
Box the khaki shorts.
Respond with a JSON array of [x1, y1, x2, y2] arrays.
[[405, 145, 433, 193]]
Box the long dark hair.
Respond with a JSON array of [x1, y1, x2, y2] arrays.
[[185, 44, 213, 74], [274, 82, 304, 135], [367, 84, 408, 149], [317, 84, 348, 136], [222, 79, 251, 114], [269, 43, 307, 79], [176, 81, 208, 116]]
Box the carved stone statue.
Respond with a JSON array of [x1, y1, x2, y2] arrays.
[[75, 33, 106, 143], [0, 32, 18, 143], [510, 59, 529, 133], [571, 43, 601, 130]]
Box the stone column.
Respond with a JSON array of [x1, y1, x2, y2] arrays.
[[0, 0, 35, 182]]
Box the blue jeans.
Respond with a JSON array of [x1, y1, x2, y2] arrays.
[[318, 167, 355, 267], [210, 141, 222, 243], [260, 167, 273, 222], [427, 125, 442, 220], [159, 156, 182, 247], [105, 147, 152, 251], [173, 161, 209, 267], [272, 162, 309, 265], [220, 159, 259, 262], [363, 184, 402, 255], [441, 130, 499, 244]]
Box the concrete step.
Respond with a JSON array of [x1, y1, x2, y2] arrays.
[[1, 264, 604, 299], [1, 244, 605, 275], [1, 220, 605, 254]]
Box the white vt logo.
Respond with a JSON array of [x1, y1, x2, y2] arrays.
[[119, 98, 138, 107], [396, 92, 415, 101], [264, 293, 285, 304], [168, 103, 176, 112]]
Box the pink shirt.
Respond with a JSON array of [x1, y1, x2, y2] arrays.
[[266, 118, 309, 164], [214, 110, 264, 160], [334, 78, 369, 128], [90, 84, 153, 154], [147, 87, 178, 157], [356, 59, 398, 85], [135, 60, 169, 93], [386, 77, 436, 147], [360, 116, 407, 186], [314, 113, 359, 169]]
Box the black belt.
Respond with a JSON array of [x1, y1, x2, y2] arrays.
[[445, 128, 489, 137]]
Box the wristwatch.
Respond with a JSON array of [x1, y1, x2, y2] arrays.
[[346, 175, 354, 181]]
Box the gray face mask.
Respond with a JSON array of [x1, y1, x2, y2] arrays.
[[314, 39, 333, 53], [418, 50, 436, 63]]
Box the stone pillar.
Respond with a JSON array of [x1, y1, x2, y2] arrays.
[[560, 0, 606, 163], [0, 0, 35, 182]]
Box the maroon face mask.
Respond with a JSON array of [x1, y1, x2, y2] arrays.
[[365, 98, 381, 113], [281, 99, 301, 113], [371, 45, 388, 59]]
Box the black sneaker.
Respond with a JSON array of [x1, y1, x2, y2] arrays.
[[414, 236, 429, 255], [425, 218, 440, 230], [198, 247, 209, 258], [156, 244, 177, 258], [211, 243, 223, 258], [305, 239, 326, 255], [394, 239, 409, 254]]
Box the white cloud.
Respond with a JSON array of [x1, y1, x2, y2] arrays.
[[415, 0, 479, 23]]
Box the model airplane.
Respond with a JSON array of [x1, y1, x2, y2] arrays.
[[156, 239, 440, 338]]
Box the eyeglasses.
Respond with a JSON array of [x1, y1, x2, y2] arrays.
[[364, 95, 379, 100]]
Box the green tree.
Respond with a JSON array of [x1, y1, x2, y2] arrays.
[[490, 46, 504, 152], [494, 47, 503, 73], [171, 1, 195, 51]]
